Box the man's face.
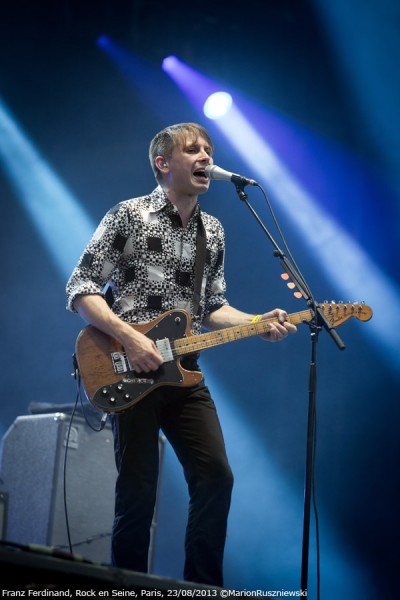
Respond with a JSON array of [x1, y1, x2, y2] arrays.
[[164, 134, 213, 196]]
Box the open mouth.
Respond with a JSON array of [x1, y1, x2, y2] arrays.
[[193, 168, 208, 181]]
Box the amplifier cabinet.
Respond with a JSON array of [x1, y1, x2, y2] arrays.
[[0, 413, 116, 563]]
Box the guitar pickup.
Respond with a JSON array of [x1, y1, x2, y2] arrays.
[[156, 338, 173, 362], [111, 351, 131, 374]]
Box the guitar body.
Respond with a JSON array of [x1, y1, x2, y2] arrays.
[[75, 309, 203, 413]]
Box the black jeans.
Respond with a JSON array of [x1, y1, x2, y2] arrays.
[[109, 381, 234, 586]]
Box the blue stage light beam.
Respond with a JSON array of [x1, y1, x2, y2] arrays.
[[313, 1, 400, 192], [98, 37, 172, 121], [97, 35, 149, 83], [202, 370, 374, 596], [0, 98, 95, 279], [162, 55, 219, 111], [162, 57, 400, 369]]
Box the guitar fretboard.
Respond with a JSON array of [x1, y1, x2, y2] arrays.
[[172, 309, 314, 357]]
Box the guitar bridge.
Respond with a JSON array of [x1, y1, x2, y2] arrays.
[[111, 351, 131, 374]]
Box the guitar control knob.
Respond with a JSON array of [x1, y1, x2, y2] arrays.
[[124, 393, 131, 401], [109, 397, 116, 404], [116, 384, 124, 392], [101, 388, 109, 397]]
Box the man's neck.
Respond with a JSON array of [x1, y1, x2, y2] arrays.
[[166, 190, 198, 228]]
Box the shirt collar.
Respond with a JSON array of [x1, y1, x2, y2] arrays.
[[148, 186, 201, 224], [147, 186, 170, 211]]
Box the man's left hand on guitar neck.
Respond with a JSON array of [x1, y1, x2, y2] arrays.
[[203, 304, 297, 342], [256, 308, 297, 342]]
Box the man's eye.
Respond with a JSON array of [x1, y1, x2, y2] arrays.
[[186, 146, 212, 155]]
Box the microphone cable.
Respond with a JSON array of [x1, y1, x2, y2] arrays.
[[63, 354, 108, 556]]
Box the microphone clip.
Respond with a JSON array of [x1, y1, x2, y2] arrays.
[[233, 179, 249, 201]]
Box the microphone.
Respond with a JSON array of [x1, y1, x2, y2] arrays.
[[205, 165, 258, 187]]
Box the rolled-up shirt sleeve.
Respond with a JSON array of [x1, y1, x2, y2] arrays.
[[66, 202, 129, 312]]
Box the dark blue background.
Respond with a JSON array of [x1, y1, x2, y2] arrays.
[[0, 1, 399, 597]]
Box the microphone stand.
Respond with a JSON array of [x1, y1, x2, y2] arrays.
[[233, 181, 345, 596]]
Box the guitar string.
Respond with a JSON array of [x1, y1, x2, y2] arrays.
[[120, 304, 368, 366], [172, 309, 315, 357], [171, 303, 367, 358]]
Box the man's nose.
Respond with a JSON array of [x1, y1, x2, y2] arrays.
[[199, 150, 212, 162]]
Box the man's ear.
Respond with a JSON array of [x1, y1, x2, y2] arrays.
[[155, 156, 168, 172]]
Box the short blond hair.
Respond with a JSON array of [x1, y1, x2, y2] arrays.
[[149, 122, 213, 182]]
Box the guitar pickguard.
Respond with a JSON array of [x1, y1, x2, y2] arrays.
[[91, 310, 199, 413]]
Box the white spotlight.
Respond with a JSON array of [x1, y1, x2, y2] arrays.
[[203, 92, 233, 120]]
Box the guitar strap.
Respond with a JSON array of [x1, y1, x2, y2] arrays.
[[192, 213, 207, 318]]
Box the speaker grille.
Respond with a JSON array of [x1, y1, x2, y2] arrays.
[[0, 414, 116, 563]]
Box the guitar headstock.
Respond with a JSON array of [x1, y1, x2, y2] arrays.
[[319, 302, 373, 326]]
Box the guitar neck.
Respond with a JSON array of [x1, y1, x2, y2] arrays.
[[173, 309, 314, 357]]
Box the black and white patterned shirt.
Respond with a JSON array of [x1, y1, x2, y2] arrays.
[[66, 187, 229, 334]]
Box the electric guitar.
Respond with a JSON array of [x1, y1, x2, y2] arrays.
[[75, 302, 372, 413]]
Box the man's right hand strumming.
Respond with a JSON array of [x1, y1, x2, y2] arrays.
[[73, 294, 164, 373]]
